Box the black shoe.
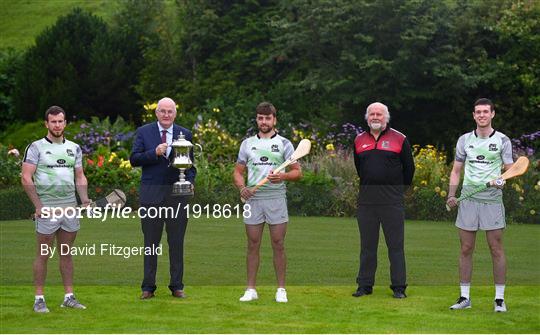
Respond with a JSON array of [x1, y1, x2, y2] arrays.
[[392, 289, 407, 299], [352, 287, 373, 297]]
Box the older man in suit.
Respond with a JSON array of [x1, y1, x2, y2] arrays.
[[130, 97, 196, 299]]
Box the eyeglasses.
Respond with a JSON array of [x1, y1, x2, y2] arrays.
[[157, 109, 175, 116]]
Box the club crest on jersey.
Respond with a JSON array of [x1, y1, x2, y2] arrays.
[[66, 149, 74, 157], [489, 143, 497, 151], [381, 141, 390, 149], [271, 144, 279, 152]]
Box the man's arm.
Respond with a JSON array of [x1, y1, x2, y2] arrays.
[[21, 162, 43, 217], [130, 127, 160, 167], [400, 138, 415, 186], [233, 163, 253, 200], [75, 167, 90, 205], [446, 160, 464, 208]]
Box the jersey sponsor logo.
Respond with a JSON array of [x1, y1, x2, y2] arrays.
[[57, 159, 66, 164], [489, 143, 498, 151], [469, 158, 492, 165], [66, 149, 74, 157], [271, 144, 279, 152], [476, 155, 485, 160], [46, 164, 74, 168], [381, 141, 390, 149], [260, 156, 269, 162]]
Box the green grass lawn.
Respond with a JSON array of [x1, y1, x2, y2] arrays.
[[1, 217, 539, 333], [0, 0, 118, 50]]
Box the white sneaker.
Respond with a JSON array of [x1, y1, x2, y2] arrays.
[[494, 299, 507, 312], [275, 288, 288, 303], [450, 296, 471, 310], [239, 289, 258, 302]]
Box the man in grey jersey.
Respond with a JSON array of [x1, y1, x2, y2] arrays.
[[22, 106, 90, 313], [446, 98, 514, 312], [233, 102, 302, 303]]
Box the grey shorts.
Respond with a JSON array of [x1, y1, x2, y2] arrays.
[[456, 199, 506, 231], [35, 215, 80, 235], [244, 197, 289, 225]]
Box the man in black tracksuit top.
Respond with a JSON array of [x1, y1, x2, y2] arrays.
[[352, 102, 415, 299]]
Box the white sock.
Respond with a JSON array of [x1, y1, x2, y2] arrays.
[[460, 283, 470, 299], [495, 284, 505, 300], [35, 295, 45, 302], [64, 293, 74, 300]]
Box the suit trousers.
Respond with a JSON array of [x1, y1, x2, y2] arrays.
[[140, 196, 188, 293], [356, 204, 406, 289]]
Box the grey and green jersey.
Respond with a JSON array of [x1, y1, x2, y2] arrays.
[[237, 133, 295, 200], [23, 137, 83, 206], [455, 130, 513, 203]]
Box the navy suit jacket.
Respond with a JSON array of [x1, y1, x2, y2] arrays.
[[130, 122, 197, 205]]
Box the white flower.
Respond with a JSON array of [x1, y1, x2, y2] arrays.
[[8, 149, 20, 157]]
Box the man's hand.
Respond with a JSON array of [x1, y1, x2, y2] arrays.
[[267, 170, 283, 184], [34, 206, 43, 219], [446, 195, 458, 209], [155, 143, 168, 157], [240, 187, 254, 200]]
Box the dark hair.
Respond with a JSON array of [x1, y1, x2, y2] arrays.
[[474, 98, 494, 112], [45, 106, 66, 121], [256, 102, 276, 116]]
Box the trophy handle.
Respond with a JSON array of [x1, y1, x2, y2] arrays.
[[193, 143, 203, 158]]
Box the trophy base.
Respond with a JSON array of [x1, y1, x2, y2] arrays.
[[172, 181, 194, 197]]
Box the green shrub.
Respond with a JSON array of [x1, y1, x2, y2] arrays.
[[287, 170, 336, 216], [504, 158, 539, 224], [193, 118, 239, 164], [84, 148, 141, 208], [0, 186, 33, 220], [0, 144, 22, 187]]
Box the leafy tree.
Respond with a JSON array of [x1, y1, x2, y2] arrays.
[[13, 8, 137, 121], [0, 48, 22, 130]]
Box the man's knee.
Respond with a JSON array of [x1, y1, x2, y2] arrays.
[[460, 242, 475, 256], [247, 238, 261, 251], [271, 237, 285, 252]]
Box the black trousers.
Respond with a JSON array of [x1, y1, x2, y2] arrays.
[[356, 204, 406, 289], [140, 196, 188, 293]]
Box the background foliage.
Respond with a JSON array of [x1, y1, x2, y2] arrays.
[[0, 0, 538, 223]]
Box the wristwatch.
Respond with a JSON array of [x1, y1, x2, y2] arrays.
[[493, 179, 504, 187]]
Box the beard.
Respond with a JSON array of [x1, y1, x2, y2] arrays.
[[258, 125, 274, 134], [369, 121, 383, 130], [50, 129, 64, 138]]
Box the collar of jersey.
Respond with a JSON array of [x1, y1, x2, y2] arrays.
[[44, 136, 66, 144]]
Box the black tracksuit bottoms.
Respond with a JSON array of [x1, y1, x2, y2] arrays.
[[356, 204, 406, 289]]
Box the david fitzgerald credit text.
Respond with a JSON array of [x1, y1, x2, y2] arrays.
[[40, 243, 163, 259]]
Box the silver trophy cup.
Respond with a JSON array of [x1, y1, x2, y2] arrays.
[[170, 132, 202, 196]]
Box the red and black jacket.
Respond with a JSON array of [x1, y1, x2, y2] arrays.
[[353, 127, 415, 205]]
